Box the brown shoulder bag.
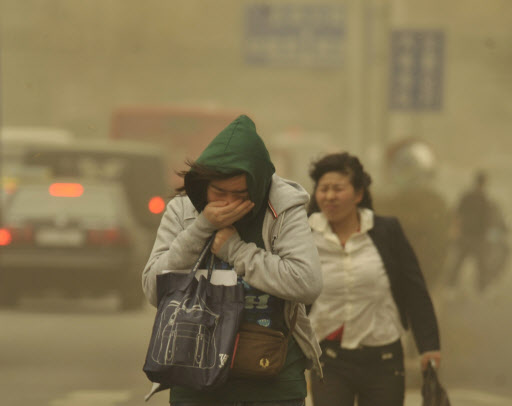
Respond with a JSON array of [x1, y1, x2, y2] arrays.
[[230, 306, 299, 378]]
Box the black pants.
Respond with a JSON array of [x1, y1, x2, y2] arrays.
[[311, 340, 405, 406]]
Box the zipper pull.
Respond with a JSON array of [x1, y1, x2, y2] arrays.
[[271, 235, 277, 253]]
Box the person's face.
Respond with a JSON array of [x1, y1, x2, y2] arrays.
[[315, 171, 363, 224], [207, 174, 250, 204]]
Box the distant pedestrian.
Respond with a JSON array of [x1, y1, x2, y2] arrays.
[[447, 170, 508, 291], [307, 152, 441, 406]]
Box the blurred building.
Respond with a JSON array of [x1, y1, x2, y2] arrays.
[[1, 0, 511, 201]]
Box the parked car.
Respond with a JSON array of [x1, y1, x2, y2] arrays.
[[0, 179, 150, 310], [18, 138, 170, 236]]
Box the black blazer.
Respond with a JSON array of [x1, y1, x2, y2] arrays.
[[368, 215, 440, 353]]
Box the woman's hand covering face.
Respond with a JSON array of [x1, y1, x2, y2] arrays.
[[203, 199, 255, 229]]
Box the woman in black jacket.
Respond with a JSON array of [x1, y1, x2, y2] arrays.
[[307, 152, 441, 406]]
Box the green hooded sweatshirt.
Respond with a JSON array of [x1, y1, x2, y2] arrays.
[[184, 114, 275, 218], [172, 115, 307, 403]]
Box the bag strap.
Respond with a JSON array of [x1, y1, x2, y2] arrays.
[[185, 233, 216, 286], [206, 251, 216, 281], [286, 304, 299, 339]]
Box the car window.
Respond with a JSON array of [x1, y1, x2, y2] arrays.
[[22, 148, 168, 230], [5, 184, 124, 222]]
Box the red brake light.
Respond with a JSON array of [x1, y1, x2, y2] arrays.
[[3, 226, 33, 245], [0, 228, 12, 246], [87, 228, 129, 246], [49, 183, 84, 197], [148, 196, 165, 214]]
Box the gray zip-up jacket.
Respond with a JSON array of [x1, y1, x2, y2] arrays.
[[142, 174, 323, 376]]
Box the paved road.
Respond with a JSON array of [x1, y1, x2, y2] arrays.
[[404, 389, 512, 406], [0, 296, 156, 406], [1, 283, 511, 406], [37, 388, 512, 406]]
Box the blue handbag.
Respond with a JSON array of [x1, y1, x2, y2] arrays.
[[143, 235, 244, 391]]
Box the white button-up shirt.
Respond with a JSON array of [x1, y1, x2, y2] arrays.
[[308, 208, 404, 349]]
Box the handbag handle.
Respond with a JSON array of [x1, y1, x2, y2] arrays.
[[184, 233, 216, 286]]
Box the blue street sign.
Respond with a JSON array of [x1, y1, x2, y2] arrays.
[[244, 3, 345, 67], [390, 30, 444, 111]]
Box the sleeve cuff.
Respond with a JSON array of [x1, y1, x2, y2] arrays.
[[216, 232, 244, 273], [193, 213, 218, 235]]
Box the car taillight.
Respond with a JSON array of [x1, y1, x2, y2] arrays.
[[0, 228, 12, 246], [2, 226, 33, 245], [148, 196, 165, 214], [87, 228, 130, 246], [49, 183, 84, 197]]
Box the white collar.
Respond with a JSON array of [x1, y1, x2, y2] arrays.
[[309, 208, 374, 235]]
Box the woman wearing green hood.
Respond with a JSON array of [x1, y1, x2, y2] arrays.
[[142, 115, 323, 405]]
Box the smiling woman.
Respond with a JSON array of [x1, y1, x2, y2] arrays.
[[307, 152, 441, 406], [314, 172, 363, 244]]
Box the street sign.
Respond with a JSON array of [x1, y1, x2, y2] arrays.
[[390, 30, 444, 111], [244, 3, 345, 67]]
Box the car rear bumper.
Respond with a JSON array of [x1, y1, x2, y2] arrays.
[[0, 248, 139, 294], [1, 248, 131, 271]]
